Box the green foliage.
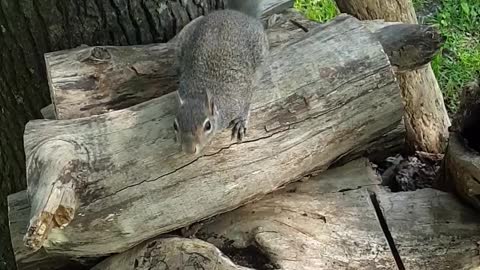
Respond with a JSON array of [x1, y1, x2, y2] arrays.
[[294, 0, 339, 23], [412, 0, 427, 9], [428, 0, 480, 112]]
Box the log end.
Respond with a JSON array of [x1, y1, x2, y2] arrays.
[[23, 140, 85, 250], [24, 189, 77, 251], [375, 24, 445, 72], [24, 212, 56, 251]]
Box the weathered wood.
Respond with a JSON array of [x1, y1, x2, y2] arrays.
[[45, 11, 443, 120], [375, 188, 480, 269], [443, 134, 480, 210], [441, 79, 480, 209], [366, 22, 444, 72], [334, 120, 405, 165], [197, 159, 397, 269], [13, 14, 403, 259], [8, 191, 100, 270], [91, 237, 253, 270], [286, 14, 444, 73], [335, 0, 451, 154]]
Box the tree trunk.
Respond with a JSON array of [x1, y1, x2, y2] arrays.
[[0, 1, 223, 269], [334, 0, 451, 154]]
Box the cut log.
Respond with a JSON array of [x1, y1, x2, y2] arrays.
[[441, 79, 480, 209], [44, 10, 444, 120], [335, 0, 451, 154], [91, 237, 253, 270], [375, 187, 480, 269], [196, 158, 398, 269], [12, 14, 405, 259]]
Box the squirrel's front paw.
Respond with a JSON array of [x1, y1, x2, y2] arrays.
[[229, 117, 248, 141]]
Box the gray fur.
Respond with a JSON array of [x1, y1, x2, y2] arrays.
[[174, 0, 269, 154]]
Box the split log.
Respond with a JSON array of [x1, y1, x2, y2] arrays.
[[335, 0, 451, 154], [196, 158, 398, 269], [441, 79, 480, 209], [13, 14, 408, 259], [375, 187, 480, 269], [44, 10, 444, 120], [91, 237, 253, 270]]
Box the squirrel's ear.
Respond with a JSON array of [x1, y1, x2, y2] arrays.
[[205, 91, 215, 115], [176, 91, 184, 105]]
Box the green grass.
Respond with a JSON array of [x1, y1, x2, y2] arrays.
[[296, 0, 480, 113], [294, 0, 339, 23], [426, 0, 480, 112]]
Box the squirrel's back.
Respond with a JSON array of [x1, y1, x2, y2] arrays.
[[178, 9, 268, 92]]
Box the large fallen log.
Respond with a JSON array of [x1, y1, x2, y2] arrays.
[[8, 12, 444, 269], [44, 10, 443, 120], [88, 158, 398, 270]]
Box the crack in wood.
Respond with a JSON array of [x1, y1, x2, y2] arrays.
[[369, 191, 405, 270], [89, 127, 289, 203]]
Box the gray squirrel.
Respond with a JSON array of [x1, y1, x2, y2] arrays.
[[173, 0, 269, 154]]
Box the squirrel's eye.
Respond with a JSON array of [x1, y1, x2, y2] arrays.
[[173, 121, 178, 132], [204, 120, 212, 132]]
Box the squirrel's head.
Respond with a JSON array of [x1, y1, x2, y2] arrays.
[[174, 91, 219, 155]]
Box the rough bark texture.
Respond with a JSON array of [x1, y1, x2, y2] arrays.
[[197, 159, 398, 269], [11, 14, 404, 264], [0, 1, 228, 269], [44, 15, 443, 120], [334, 0, 451, 154]]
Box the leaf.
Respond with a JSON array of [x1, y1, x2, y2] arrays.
[[461, 2, 470, 15]]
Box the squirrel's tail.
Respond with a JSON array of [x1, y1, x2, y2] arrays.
[[225, 0, 262, 18]]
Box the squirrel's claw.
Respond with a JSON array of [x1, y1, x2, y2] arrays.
[[229, 118, 247, 141]]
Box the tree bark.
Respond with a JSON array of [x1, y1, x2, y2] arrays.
[[11, 14, 405, 264], [0, 1, 224, 269], [334, 0, 451, 154]]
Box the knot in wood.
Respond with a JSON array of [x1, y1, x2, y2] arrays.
[[89, 47, 111, 61]]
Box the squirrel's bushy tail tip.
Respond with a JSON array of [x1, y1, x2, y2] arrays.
[[225, 0, 262, 18]]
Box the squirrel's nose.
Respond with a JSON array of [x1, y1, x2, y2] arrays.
[[183, 144, 197, 154]]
